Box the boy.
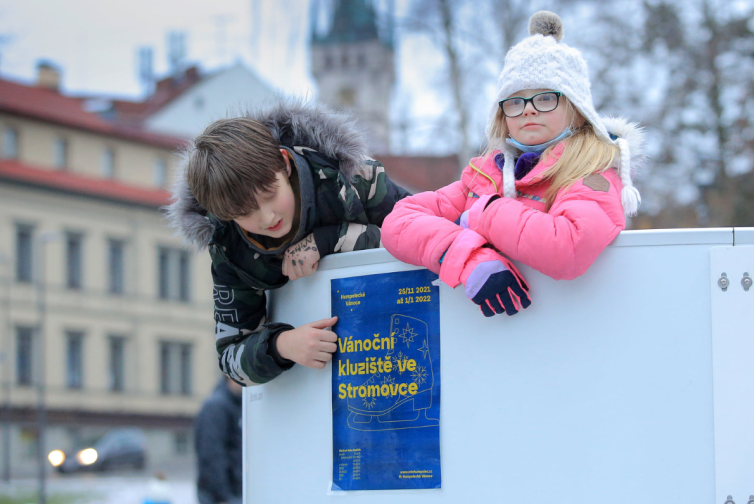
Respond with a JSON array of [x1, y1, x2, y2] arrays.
[[168, 101, 410, 386]]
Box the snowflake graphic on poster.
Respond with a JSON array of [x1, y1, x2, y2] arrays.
[[411, 365, 428, 387], [399, 324, 417, 347]]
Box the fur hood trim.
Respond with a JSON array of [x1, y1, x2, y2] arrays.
[[601, 115, 645, 176], [165, 99, 371, 250]]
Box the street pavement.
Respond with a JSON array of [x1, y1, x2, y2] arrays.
[[1, 454, 198, 503], [1, 475, 198, 504], [0, 460, 199, 504]]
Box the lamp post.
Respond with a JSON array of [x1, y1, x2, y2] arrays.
[[0, 252, 11, 483], [35, 232, 60, 504]]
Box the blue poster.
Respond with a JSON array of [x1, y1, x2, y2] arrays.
[[331, 269, 441, 491]]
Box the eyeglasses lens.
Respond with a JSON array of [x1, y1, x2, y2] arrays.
[[502, 98, 525, 117], [533, 93, 558, 112], [500, 92, 560, 117]]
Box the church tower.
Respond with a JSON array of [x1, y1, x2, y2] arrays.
[[311, 0, 395, 154]]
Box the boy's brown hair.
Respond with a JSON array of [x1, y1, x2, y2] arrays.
[[187, 117, 287, 221]]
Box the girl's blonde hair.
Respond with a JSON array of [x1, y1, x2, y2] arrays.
[[487, 99, 618, 211]]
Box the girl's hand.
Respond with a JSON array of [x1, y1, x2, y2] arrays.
[[456, 210, 471, 229], [456, 194, 501, 231], [282, 233, 320, 281], [460, 248, 531, 317]]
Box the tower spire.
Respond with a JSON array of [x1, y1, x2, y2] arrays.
[[310, 0, 395, 154]]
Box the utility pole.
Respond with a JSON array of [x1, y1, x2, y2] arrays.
[[1, 253, 11, 483], [214, 15, 233, 67], [35, 232, 60, 504], [250, 0, 260, 63]]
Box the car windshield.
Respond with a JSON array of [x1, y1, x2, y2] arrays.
[[94, 429, 146, 452]]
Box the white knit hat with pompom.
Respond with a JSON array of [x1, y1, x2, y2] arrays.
[[487, 11, 640, 215]]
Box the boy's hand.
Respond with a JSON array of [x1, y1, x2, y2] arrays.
[[276, 316, 338, 369], [282, 234, 320, 281]]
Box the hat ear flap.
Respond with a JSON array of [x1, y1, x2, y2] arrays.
[[503, 152, 516, 199], [615, 138, 641, 216]]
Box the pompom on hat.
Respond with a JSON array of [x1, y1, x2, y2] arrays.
[[487, 11, 641, 216]]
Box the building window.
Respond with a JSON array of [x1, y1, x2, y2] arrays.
[[158, 247, 190, 302], [66, 331, 84, 389], [174, 431, 189, 455], [341, 53, 349, 67], [54, 137, 68, 169], [160, 342, 192, 395], [15, 224, 34, 283], [66, 232, 83, 290], [357, 53, 366, 68], [324, 54, 333, 70], [16, 326, 34, 386], [180, 344, 192, 394], [108, 239, 125, 294], [101, 147, 115, 178], [179, 252, 190, 301], [154, 158, 168, 188], [338, 88, 356, 108], [109, 336, 125, 392], [3, 126, 19, 159], [20, 428, 39, 459]]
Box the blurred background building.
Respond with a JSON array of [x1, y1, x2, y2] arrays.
[[0, 3, 457, 486], [0, 62, 217, 479]]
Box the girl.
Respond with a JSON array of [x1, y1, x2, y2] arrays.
[[382, 11, 644, 318]]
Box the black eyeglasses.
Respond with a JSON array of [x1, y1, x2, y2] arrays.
[[499, 91, 563, 118]]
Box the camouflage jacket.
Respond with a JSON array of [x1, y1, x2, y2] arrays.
[[168, 101, 410, 385]]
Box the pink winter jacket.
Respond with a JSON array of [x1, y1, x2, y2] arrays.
[[381, 143, 626, 284]]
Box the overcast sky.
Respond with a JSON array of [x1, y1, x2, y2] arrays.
[[0, 0, 454, 152], [0, 0, 313, 96]]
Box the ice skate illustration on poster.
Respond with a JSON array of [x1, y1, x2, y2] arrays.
[[346, 315, 438, 431], [331, 269, 441, 491]]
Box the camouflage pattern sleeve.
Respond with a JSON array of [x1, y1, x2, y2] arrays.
[[211, 260, 294, 386], [312, 222, 381, 255], [350, 158, 411, 227], [308, 151, 410, 256]]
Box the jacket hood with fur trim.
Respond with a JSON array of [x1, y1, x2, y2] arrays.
[[166, 99, 371, 250]]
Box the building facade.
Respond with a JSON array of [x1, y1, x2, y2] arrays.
[[0, 71, 217, 478], [311, 0, 395, 154]]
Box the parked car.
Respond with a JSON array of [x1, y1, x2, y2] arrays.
[[48, 428, 147, 473]]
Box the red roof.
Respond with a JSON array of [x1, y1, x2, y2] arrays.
[[109, 67, 202, 126], [0, 77, 187, 149], [0, 159, 171, 208], [380, 155, 461, 193]]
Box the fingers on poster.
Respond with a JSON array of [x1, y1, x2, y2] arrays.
[[331, 269, 441, 491]]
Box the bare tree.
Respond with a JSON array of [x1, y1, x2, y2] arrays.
[[636, 0, 754, 225], [402, 0, 541, 167], [489, 0, 531, 59]]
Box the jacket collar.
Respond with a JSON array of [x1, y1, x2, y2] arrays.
[[467, 116, 646, 198], [461, 142, 567, 196], [517, 142, 566, 185]]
